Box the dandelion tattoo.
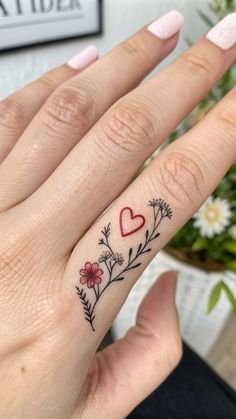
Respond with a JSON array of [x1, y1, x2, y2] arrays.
[[76, 199, 172, 331]]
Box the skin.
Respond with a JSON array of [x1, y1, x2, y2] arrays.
[[0, 20, 236, 419]]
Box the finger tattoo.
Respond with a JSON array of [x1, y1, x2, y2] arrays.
[[76, 199, 173, 331]]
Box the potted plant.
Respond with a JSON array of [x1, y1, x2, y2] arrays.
[[113, 0, 236, 356], [167, 0, 236, 315]]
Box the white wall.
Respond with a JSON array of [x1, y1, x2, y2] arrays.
[[0, 0, 209, 99]]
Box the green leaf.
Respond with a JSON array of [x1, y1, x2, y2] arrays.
[[167, 0, 236, 266], [168, 130, 179, 144], [221, 282, 236, 313], [223, 241, 236, 255], [197, 10, 215, 27], [226, 0, 235, 12], [207, 281, 223, 314], [192, 237, 208, 252], [225, 261, 236, 271]]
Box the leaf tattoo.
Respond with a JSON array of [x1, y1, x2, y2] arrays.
[[76, 199, 172, 331], [76, 287, 95, 331]]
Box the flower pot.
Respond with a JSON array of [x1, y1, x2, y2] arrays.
[[112, 250, 236, 357]]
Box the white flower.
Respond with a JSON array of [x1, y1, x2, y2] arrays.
[[229, 225, 236, 240], [193, 196, 232, 239]]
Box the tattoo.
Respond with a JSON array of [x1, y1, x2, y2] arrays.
[[76, 199, 172, 331], [120, 207, 145, 237]]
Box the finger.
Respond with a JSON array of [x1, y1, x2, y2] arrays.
[[81, 272, 181, 419], [0, 12, 182, 209], [22, 14, 236, 256], [0, 46, 98, 163], [64, 85, 236, 341]]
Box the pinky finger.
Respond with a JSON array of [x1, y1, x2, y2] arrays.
[[0, 46, 97, 163]]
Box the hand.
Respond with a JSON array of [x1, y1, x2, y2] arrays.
[[0, 11, 236, 419]]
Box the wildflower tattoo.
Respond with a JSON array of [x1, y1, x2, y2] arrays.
[[76, 199, 172, 331]]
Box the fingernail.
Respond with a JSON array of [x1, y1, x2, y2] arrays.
[[206, 13, 236, 50], [147, 10, 184, 40], [67, 45, 98, 69]]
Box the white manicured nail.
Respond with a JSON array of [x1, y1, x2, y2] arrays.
[[67, 46, 98, 69], [147, 10, 184, 40], [206, 13, 236, 50]]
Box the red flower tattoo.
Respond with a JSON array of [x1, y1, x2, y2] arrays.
[[76, 199, 173, 331], [79, 262, 103, 288]]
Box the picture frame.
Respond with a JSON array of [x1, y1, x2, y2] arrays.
[[0, 0, 102, 52]]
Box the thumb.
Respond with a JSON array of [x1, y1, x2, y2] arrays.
[[86, 271, 182, 419]]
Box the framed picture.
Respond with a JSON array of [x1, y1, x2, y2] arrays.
[[0, 0, 102, 51]]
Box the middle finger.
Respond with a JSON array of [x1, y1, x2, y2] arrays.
[[17, 14, 236, 257], [0, 12, 181, 210]]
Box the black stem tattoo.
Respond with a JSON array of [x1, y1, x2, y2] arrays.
[[76, 199, 172, 331], [76, 288, 95, 331]]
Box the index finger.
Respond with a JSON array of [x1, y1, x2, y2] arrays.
[[65, 85, 236, 342]]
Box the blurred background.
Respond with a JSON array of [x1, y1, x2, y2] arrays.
[[1, 0, 236, 390], [0, 0, 211, 97]]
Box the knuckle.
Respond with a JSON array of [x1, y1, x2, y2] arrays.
[[180, 51, 212, 84], [0, 214, 42, 284], [215, 104, 236, 138], [155, 151, 204, 206], [98, 105, 155, 157], [41, 86, 95, 133], [38, 72, 59, 90], [0, 237, 31, 282], [0, 98, 26, 131], [119, 36, 151, 61]]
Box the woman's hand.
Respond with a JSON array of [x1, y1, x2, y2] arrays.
[[0, 10, 236, 419]]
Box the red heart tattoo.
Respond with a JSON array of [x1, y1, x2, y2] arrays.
[[119, 207, 146, 237]]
